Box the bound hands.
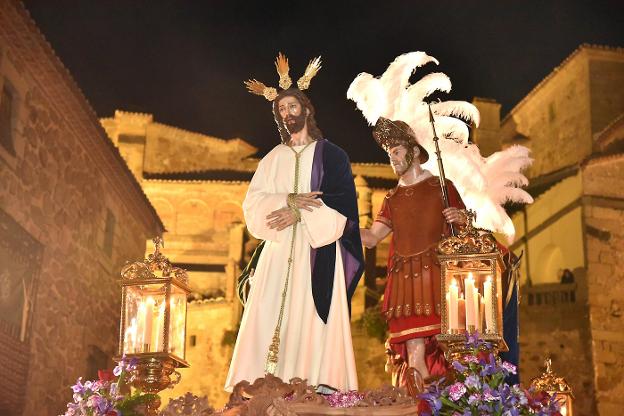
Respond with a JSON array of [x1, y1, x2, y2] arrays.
[[266, 192, 323, 231], [442, 207, 466, 225]]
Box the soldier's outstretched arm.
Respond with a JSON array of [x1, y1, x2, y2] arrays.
[[360, 222, 391, 249]]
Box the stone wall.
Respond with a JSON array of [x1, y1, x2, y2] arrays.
[[101, 111, 259, 174], [589, 57, 624, 137], [500, 46, 624, 180], [0, 3, 162, 414], [582, 156, 624, 415], [518, 293, 596, 415], [499, 47, 593, 179]]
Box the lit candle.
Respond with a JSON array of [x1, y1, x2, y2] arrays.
[[175, 298, 185, 354], [130, 318, 138, 352], [153, 301, 165, 352], [484, 276, 493, 332], [445, 292, 451, 333], [479, 295, 486, 333], [473, 288, 481, 332], [450, 279, 459, 330], [458, 295, 466, 331], [169, 298, 176, 352], [465, 274, 476, 330], [143, 297, 155, 352], [124, 327, 131, 353], [137, 301, 146, 352]]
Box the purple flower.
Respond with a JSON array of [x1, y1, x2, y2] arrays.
[[114, 355, 138, 376], [483, 389, 497, 402], [127, 357, 138, 370], [452, 361, 467, 373], [480, 356, 499, 377], [465, 375, 481, 390], [419, 392, 442, 412], [113, 363, 124, 376], [96, 397, 114, 414], [467, 393, 482, 405], [448, 382, 467, 401], [71, 378, 85, 394], [465, 331, 492, 350], [501, 361, 517, 375], [109, 382, 119, 398], [466, 331, 480, 348]]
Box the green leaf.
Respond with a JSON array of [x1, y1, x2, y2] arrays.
[[440, 396, 464, 411]]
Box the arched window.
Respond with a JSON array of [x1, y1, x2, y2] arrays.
[[535, 244, 564, 284]]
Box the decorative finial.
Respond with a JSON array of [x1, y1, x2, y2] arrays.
[[120, 236, 189, 285], [275, 52, 292, 90], [153, 236, 164, 251], [297, 56, 322, 90]]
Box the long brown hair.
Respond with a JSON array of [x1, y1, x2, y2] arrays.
[[271, 88, 323, 143]]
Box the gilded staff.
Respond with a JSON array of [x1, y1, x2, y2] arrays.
[[428, 102, 455, 236]]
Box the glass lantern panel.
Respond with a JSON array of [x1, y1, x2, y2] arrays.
[[167, 284, 187, 359], [123, 283, 168, 354], [442, 258, 499, 335]]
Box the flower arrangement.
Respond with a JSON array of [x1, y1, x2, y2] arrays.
[[419, 333, 563, 416], [60, 357, 158, 416]]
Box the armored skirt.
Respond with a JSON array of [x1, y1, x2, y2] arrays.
[[376, 176, 464, 344]]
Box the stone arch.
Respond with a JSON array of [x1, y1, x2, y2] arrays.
[[535, 244, 564, 284], [177, 198, 211, 236]]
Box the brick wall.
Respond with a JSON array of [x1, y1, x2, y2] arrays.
[[583, 157, 624, 415], [0, 3, 161, 414]]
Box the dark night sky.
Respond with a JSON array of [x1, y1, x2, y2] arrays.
[[23, 1, 623, 162]]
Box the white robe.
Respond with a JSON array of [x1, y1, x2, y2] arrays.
[[225, 142, 358, 392]]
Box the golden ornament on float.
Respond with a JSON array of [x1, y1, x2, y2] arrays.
[[115, 237, 191, 416], [436, 210, 508, 360], [531, 358, 574, 416]]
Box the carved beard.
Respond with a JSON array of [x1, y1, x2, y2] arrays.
[[283, 112, 306, 135], [390, 147, 417, 177], [391, 159, 409, 177]]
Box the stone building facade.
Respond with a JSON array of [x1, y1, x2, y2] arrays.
[[479, 44, 624, 415], [0, 2, 163, 415]]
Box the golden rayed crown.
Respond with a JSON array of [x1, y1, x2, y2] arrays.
[[244, 53, 322, 101]]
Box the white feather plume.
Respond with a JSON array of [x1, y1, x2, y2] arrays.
[[404, 72, 452, 105], [346, 52, 534, 242], [381, 52, 439, 118], [346, 73, 387, 125], [432, 101, 481, 127]]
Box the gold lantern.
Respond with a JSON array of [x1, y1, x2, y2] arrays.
[[436, 210, 508, 359], [116, 237, 191, 415], [531, 358, 574, 416]]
